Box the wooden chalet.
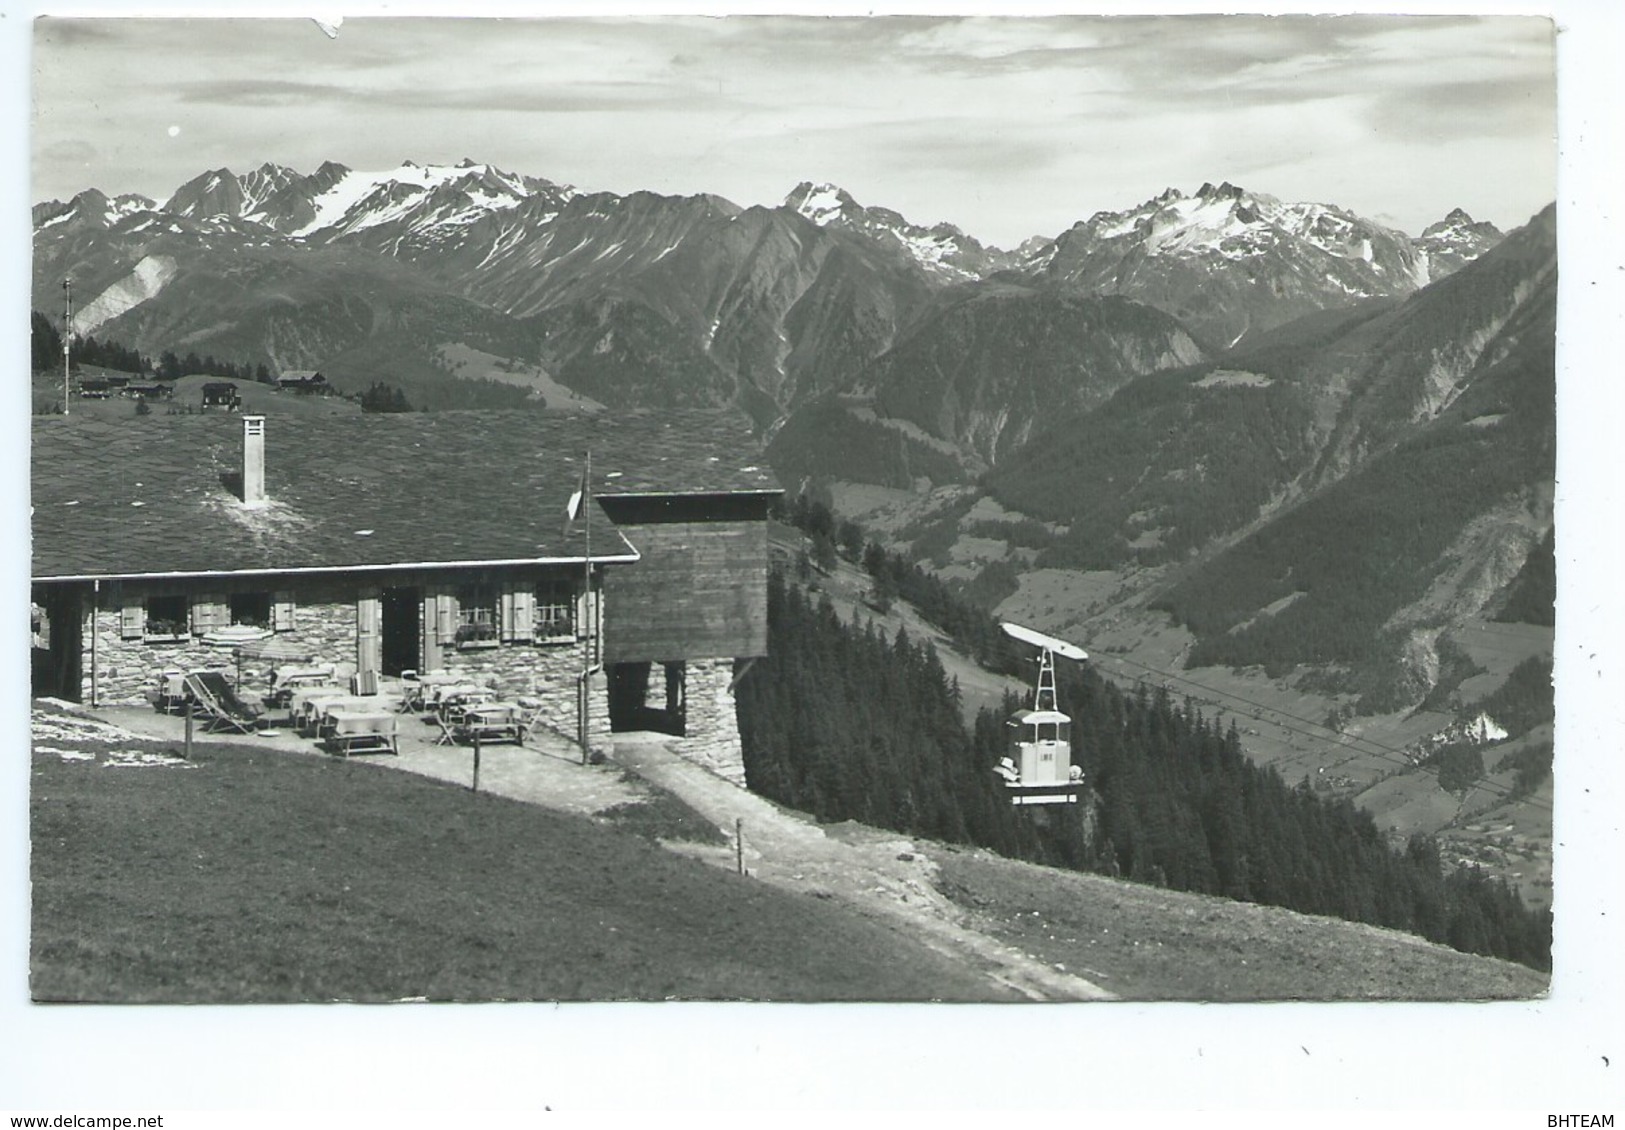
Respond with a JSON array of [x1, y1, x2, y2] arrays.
[[30, 410, 781, 781], [277, 369, 330, 395], [200, 381, 241, 409]]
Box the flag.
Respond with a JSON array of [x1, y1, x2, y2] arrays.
[[563, 466, 587, 536]]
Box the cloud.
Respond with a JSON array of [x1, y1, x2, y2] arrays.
[[28, 13, 1557, 242], [851, 122, 1060, 181], [39, 138, 98, 163], [175, 75, 718, 115], [1369, 75, 1556, 145], [32, 18, 121, 49]]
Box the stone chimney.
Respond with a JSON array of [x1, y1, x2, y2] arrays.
[[242, 415, 266, 506]]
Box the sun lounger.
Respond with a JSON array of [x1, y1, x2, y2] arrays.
[[183, 670, 266, 734], [320, 708, 399, 757]]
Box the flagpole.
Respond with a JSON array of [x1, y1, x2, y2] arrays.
[[582, 448, 591, 765]]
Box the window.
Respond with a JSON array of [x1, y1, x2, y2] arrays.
[[144, 594, 189, 641], [230, 592, 272, 629], [455, 583, 499, 647], [534, 580, 575, 643]]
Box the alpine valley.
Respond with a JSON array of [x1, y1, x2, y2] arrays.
[[32, 160, 1554, 909]]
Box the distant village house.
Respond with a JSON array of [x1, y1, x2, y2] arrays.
[[277, 370, 330, 395], [200, 381, 241, 410]]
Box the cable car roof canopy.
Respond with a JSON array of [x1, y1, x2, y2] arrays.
[[1000, 621, 1088, 662], [1009, 708, 1071, 725]]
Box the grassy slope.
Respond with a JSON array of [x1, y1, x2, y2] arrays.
[[30, 728, 1017, 1003], [934, 847, 1547, 1001]]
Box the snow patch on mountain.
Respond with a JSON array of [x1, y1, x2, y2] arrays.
[[1079, 184, 1418, 283], [291, 161, 549, 239], [784, 180, 1017, 282], [71, 255, 178, 335], [35, 209, 74, 234], [791, 182, 852, 227]]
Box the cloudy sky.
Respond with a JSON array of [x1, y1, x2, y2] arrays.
[[32, 12, 1555, 246]]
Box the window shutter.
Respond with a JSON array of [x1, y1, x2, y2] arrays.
[[576, 586, 600, 645], [356, 590, 381, 675], [121, 600, 143, 640], [499, 588, 515, 643], [272, 592, 296, 632], [508, 585, 534, 643], [435, 590, 457, 644], [191, 594, 226, 634], [576, 585, 592, 642], [422, 589, 443, 671]]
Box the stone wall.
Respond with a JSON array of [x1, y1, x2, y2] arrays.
[[437, 640, 611, 754], [676, 657, 746, 787], [78, 581, 613, 754], [84, 591, 358, 708]]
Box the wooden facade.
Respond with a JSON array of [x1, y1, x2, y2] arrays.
[[598, 494, 774, 664]]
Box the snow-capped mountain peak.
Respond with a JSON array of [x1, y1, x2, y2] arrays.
[[1044, 183, 1437, 347], [1420, 207, 1503, 243], [782, 180, 1017, 282], [1414, 208, 1505, 281], [32, 188, 158, 234], [786, 181, 857, 227], [285, 160, 574, 249]]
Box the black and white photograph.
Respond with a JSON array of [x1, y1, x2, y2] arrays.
[[6, 0, 1622, 1116]]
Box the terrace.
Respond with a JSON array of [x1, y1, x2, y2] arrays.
[[88, 676, 648, 817]]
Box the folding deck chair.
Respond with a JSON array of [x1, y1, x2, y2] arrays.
[[183, 670, 266, 734]]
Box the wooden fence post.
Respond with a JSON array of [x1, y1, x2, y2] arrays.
[[472, 728, 481, 793], [183, 699, 193, 760], [735, 817, 744, 876]]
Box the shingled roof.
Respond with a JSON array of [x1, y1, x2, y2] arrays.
[[32, 409, 780, 581]]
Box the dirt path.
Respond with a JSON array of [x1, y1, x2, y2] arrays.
[[613, 734, 1115, 1001]]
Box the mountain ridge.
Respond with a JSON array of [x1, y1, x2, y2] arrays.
[[31, 159, 1519, 478]]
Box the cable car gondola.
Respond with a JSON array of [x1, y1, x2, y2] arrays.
[[996, 621, 1088, 806]]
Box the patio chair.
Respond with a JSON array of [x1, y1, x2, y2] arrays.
[[184, 670, 266, 734], [397, 670, 423, 714], [153, 670, 188, 714]]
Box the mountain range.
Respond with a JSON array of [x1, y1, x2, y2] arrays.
[[33, 160, 1500, 422], [32, 159, 1545, 713]]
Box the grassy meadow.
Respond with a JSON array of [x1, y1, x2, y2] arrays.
[[29, 710, 1017, 1003]]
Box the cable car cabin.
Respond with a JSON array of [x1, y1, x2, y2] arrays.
[[994, 622, 1089, 806], [1002, 706, 1083, 804]]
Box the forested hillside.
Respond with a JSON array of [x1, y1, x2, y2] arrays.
[[1151, 271, 1554, 696], [737, 569, 1551, 971]]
